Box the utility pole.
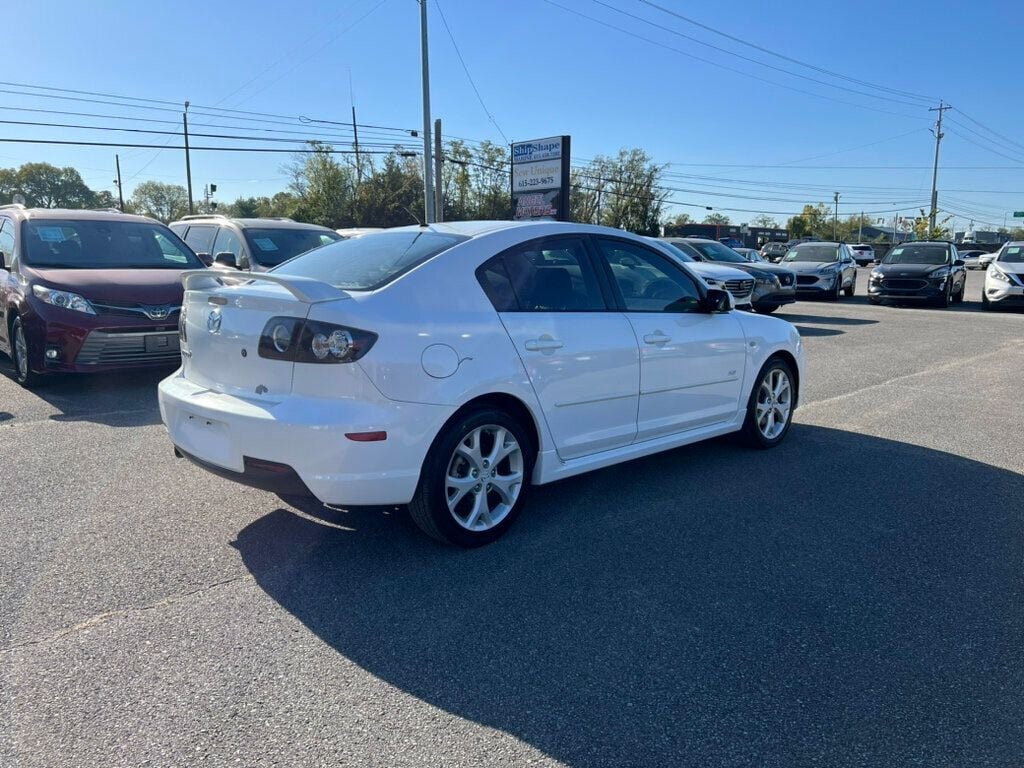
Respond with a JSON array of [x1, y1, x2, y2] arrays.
[[114, 154, 124, 212], [858, 210, 863, 243], [833, 192, 840, 240], [183, 101, 195, 215], [928, 101, 950, 235], [434, 118, 444, 222], [351, 105, 361, 185], [419, 0, 435, 224]]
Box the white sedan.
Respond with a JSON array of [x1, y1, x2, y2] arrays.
[[160, 221, 804, 546], [982, 241, 1024, 310]]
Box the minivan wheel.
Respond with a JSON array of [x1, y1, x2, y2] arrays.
[[409, 408, 533, 547], [10, 317, 40, 388], [740, 358, 796, 449]]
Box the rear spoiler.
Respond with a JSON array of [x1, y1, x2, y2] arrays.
[[180, 270, 350, 304]]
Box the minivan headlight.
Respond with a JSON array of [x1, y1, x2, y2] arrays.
[[32, 285, 97, 315]]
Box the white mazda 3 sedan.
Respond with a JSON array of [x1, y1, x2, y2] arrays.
[[159, 221, 804, 546]]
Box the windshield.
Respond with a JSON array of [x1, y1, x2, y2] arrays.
[[685, 240, 746, 263], [656, 241, 695, 262], [273, 230, 468, 290], [23, 219, 202, 269], [998, 244, 1024, 264], [243, 227, 341, 267], [784, 245, 839, 263], [882, 244, 950, 266]]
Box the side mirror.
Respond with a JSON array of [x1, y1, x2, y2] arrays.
[[214, 251, 238, 269], [195, 252, 214, 267], [704, 287, 733, 313], [953, 259, 965, 267]]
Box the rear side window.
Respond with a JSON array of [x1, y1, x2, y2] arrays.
[[483, 238, 606, 312], [273, 230, 467, 290]]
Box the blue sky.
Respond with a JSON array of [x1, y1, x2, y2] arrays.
[[4, 0, 1023, 232]]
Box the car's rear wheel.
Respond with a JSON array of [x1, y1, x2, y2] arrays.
[[409, 408, 533, 547], [740, 358, 796, 449], [10, 317, 40, 388]]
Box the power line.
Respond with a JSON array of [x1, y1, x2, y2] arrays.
[[635, 0, 936, 104], [590, 0, 929, 108], [540, 1, 930, 121], [952, 109, 1024, 154], [434, 0, 509, 143], [0, 137, 418, 155]]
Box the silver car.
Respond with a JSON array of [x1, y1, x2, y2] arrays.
[[780, 242, 858, 299]]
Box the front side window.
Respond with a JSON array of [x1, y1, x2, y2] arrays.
[[182, 224, 217, 254], [595, 238, 702, 313], [273, 230, 467, 291], [21, 219, 203, 269], [212, 227, 244, 266], [882, 244, 950, 265], [496, 238, 605, 312], [243, 227, 342, 267]]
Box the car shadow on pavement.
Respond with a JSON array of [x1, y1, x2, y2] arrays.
[[0, 360, 169, 427], [233, 425, 1024, 767], [776, 313, 878, 326]]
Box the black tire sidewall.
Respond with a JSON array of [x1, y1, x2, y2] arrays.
[[742, 358, 796, 449], [11, 318, 32, 385], [414, 408, 534, 547]]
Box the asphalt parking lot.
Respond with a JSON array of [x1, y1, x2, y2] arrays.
[[2, 268, 1022, 767]]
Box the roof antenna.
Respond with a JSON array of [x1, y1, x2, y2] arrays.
[[401, 204, 423, 226]]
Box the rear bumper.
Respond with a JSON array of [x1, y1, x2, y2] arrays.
[[158, 370, 454, 506]]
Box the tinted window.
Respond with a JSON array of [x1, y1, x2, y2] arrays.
[[656, 240, 695, 262], [182, 224, 217, 254], [243, 227, 341, 267], [273, 230, 467, 291], [212, 227, 244, 266], [22, 219, 202, 269], [882, 244, 950, 266], [0, 219, 14, 260], [498, 238, 605, 312], [596, 238, 702, 313], [476, 256, 518, 312], [684, 240, 747, 263]]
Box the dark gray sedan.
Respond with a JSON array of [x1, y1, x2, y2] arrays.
[[780, 242, 858, 300]]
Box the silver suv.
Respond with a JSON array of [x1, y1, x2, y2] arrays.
[[169, 215, 341, 272]]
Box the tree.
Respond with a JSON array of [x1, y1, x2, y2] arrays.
[[0, 163, 100, 208], [786, 203, 831, 239], [750, 214, 778, 228], [703, 212, 731, 225], [664, 212, 692, 227], [287, 141, 354, 227], [130, 180, 190, 223]]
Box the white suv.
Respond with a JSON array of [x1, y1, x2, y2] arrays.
[[982, 241, 1024, 310], [160, 221, 804, 546]]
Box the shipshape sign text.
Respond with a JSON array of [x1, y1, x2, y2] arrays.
[[511, 135, 570, 221]]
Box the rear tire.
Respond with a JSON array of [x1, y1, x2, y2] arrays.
[[739, 358, 796, 449], [10, 317, 41, 388], [408, 408, 534, 547]]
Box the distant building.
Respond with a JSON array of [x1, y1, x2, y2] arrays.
[[662, 222, 789, 248]]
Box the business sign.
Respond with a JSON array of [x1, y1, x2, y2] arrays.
[[511, 135, 570, 221], [1013, 211, 1024, 218]]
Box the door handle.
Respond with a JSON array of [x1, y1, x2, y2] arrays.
[[643, 332, 671, 345], [524, 337, 564, 352]]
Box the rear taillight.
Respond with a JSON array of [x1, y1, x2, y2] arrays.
[[179, 303, 188, 343], [258, 317, 376, 364]]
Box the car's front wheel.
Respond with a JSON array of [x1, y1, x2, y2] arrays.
[[409, 408, 534, 547], [740, 358, 796, 449], [754, 303, 779, 314], [10, 317, 40, 388]]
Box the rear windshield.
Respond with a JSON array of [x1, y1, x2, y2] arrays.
[[22, 219, 202, 269], [656, 241, 695, 262], [998, 245, 1024, 264], [784, 245, 839, 262], [272, 230, 468, 290], [243, 227, 341, 267], [882, 244, 949, 265], [851, 245, 872, 251], [684, 240, 746, 263]]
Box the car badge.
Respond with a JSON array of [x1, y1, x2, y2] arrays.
[[207, 309, 222, 333], [144, 305, 171, 320]]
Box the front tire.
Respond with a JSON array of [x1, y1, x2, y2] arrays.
[[754, 303, 780, 314], [10, 317, 41, 388], [740, 358, 796, 449], [409, 408, 534, 547], [952, 278, 965, 304], [934, 284, 951, 308], [981, 289, 993, 311], [844, 275, 855, 297]]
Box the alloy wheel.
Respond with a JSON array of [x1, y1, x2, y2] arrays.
[[755, 368, 792, 440], [13, 322, 28, 380], [445, 424, 524, 532]]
